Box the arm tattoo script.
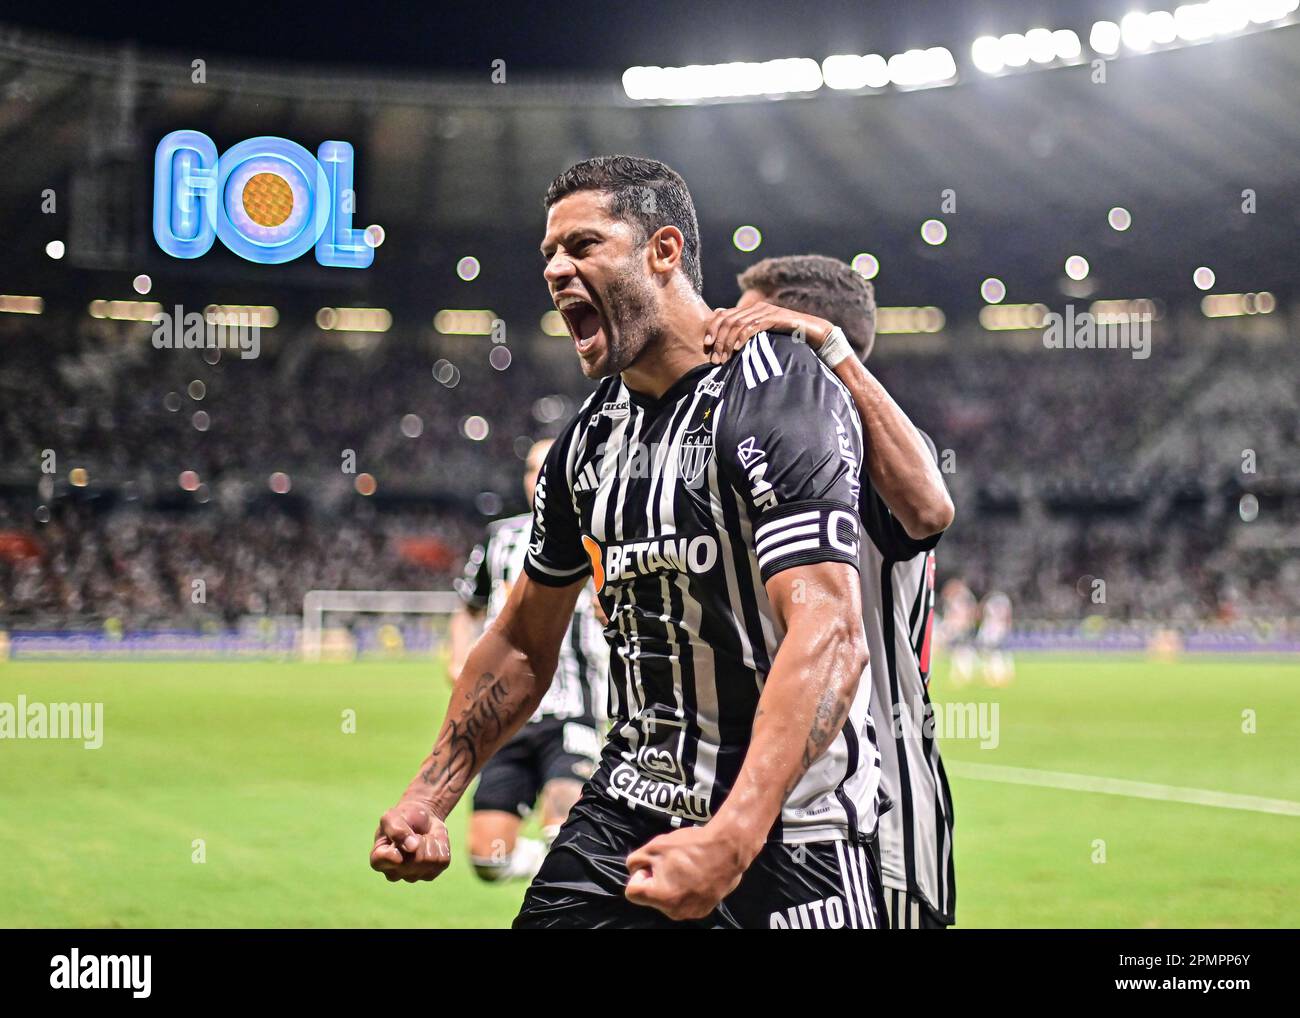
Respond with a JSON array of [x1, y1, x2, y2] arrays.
[[788, 679, 852, 798], [419, 671, 514, 793]]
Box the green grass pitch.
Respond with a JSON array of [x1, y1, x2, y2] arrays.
[[0, 654, 1296, 927]]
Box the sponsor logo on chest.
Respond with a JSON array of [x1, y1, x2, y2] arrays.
[[582, 533, 718, 592]]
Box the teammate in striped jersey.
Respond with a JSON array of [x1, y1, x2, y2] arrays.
[[372, 156, 887, 929], [706, 254, 957, 928], [449, 438, 608, 883]]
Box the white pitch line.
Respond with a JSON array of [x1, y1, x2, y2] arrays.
[[946, 761, 1300, 817]]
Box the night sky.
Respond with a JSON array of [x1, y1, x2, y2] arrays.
[[9, 0, 1137, 75]]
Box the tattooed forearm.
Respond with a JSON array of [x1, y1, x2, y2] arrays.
[[787, 678, 853, 798], [418, 671, 516, 793]]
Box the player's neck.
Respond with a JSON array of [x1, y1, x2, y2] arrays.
[[619, 295, 712, 400]]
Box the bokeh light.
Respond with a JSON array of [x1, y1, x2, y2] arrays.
[[921, 219, 948, 245], [433, 359, 461, 388], [732, 225, 762, 252], [851, 252, 879, 279]]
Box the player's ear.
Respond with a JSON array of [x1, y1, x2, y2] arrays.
[[646, 224, 684, 279]]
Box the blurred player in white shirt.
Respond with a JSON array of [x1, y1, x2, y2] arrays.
[[976, 591, 1015, 687]]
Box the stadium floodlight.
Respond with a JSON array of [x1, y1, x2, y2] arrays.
[[1206, 0, 1251, 34], [821, 53, 890, 90], [1147, 10, 1179, 43], [886, 46, 957, 88], [621, 58, 823, 102], [316, 307, 392, 332], [1052, 29, 1084, 59], [540, 310, 569, 336], [999, 33, 1031, 67], [1250, 0, 1300, 24], [876, 307, 946, 334], [206, 304, 278, 328], [1200, 291, 1277, 317], [1089, 298, 1161, 324], [1121, 11, 1154, 50], [971, 36, 1005, 74], [979, 303, 1050, 330], [1175, 4, 1217, 40], [433, 309, 497, 335], [88, 300, 163, 322], [1026, 28, 1057, 63], [0, 294, 44, 314], [1091, 20, 1123, 54], [973, 28, 1082, 75]]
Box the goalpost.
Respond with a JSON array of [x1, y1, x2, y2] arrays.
[[300, 589, 463, 661]]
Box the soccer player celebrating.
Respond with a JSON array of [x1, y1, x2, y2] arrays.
[[448, 438, 608, 883], [372, 156, 887, 929], [705, 254, 957, 929]]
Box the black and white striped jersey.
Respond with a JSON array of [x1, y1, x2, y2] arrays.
[[456, 512, 608, 725], [525, 333, 883, 845], [858, 433, 956, 924]]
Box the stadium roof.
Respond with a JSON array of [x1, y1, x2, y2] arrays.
[[2, 20, 1298, 314]]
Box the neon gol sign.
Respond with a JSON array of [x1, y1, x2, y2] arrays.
[[153, 131, 373, 268]]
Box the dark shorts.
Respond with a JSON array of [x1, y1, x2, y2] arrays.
[[885, 888, 950, 929], [513, 793, 887, 929], [471, 717, 600, 817]]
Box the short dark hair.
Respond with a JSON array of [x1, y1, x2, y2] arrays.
[[737, 255, 876, 361], [544, 155, 703, 295]]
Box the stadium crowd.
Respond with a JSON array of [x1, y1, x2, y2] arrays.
[[1, 313, 1295, 630]]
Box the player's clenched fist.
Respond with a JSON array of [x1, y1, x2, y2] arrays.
[[370, 798, 452, 882], [624, 825, 755, 921]]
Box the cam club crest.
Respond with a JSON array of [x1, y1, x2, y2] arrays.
[[678, 423, 713, 488]]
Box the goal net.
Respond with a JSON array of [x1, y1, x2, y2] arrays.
[[300, 589, 463, 661]]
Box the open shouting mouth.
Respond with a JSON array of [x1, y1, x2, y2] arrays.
[[555, 291, 607, 360]]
